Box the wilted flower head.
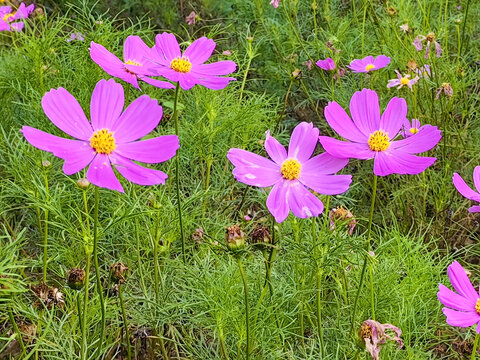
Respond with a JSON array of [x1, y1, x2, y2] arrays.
[[348, 55, 391, 73], [250, 224, 272, 245], [387, 70, 419, 91], [226, 225, 245, 251], [192, 227, 205, 243], [437, 261, 480, 332], [270, 0, 280, 8], [0, 3, 34, 32], [302, 60, 313, 71], [333, 67, 346, 82], [329, 206, 357, 235], [185, 11, 197, 25], [292, 68, 302, 79], [110, 262, 128, 283], [32, 283, 64, 308], [67, 268, 86, 290], [399, 23, 410, 33], [316, 57, 336, 71], [435, 82, 453, 99], [452, 166, 480, 212], [222, 50, 232, 56], [386, 6, 397, 15], [66, 32, 84, 42], [413, 33, 442, 58], [415, 64, 432, 78], [359, 320, 403, 360]]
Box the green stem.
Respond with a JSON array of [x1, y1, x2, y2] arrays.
[[173, 83, 186, 263], [459, 0, 471, 57], [42, 170, 49, 283], [8, 307, 25, 356], [236, 257, 250, 360], [312, 217, 325, 357], [118, 284, 132, 360], [81, 253, 90, 360], [93, 187, 106, 356], [472, 332, 480, 360], [273, 78, 294, 134], [350, 175, 377, 335], [153, 210, 161, 302], [239, 40, 254, 102]]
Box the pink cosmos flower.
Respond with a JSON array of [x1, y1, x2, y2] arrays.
[[387, 70, 419, 91], [151, 33, 236, 91], [0, 3, 34, 32], [90, 36, 174, 90], [437, 261, 480, 332], [452, 167, 480, 212], [319, 89, 441, 176], [270, 0, 280, 8], [401, 118, 423, 137], [316, 58, 336, 71], [413, 33, 442, 58], [67, 32, 84, 42], [348, 55, 390, 73], [21, 79, 179, 193], [227, 122, 352, 223]]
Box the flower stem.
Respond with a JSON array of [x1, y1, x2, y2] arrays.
[[93, 186, 106, 357], [81, 252, 90, 360], [118, 283, 132, 360], [273, 78, 294, 134], [236, 257, 250, 360], [173, 83, 186, 263], [8, 306, 25, 356], [350, 174, 377, 335], [472, 332, 480, 360], [42, 169, 49, 283], [312, 217, 325, 357]]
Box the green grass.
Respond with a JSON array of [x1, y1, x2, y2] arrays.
[[1, 0, 480, 358]]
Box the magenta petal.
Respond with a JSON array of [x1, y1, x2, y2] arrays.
[[155, 67, 181, 82], [264, 130, 287, 165], [111, 154, 168, 186], [349, 89, 381, 136], [453, 173, 480, 202], [372, 55, 391, 69], [300, 174, 352, 195], [390, 125, 441, 153], [473, 166, 480, 192], [41, 88, 93, 141], [288, 122, 319, 162], [302, 153, 349, 175], [141, 76, 175, 89], [112, 95, 163, 143], [266, 180, 290, 223], [437, 284, 476, 312], [89, 42, 126, 77], [0, 20, 10, 31], [447, 261, 479, 302], [287, 181, 324, 219], [178, 73, 197, 90], [0, 6, 12, 15], [86, 154, 123, 192], [10, 22, 23, 31], [90, 79, 125, 131], [470, 205, 480, 212], [192, 75, 236, 90], [154, 32, 181, 63], [123, 35, 152, 63], [115, 135, 179, 164], [380, 97, 407, 138], [183, 37, 216, 64], [194, 61, 237, 76], [324, 101, 367, 141], [227, 149, 282, 187], [442, 308, 480, 328], [373, 150, 436, 176], [21, 126, 94, 175], [319, 136, 374, 160]]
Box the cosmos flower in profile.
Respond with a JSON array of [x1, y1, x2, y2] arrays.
[[151, 32, 236, 90], [90, 36, 174, 90], [0, 3, 34, 32], [316, 58, 336, 71], [348, 55, 390, 73], [228, 122, 352, 223], [21, 79, 179, 192], [452, 167, 480, 212], [319, 89, 441, 176]]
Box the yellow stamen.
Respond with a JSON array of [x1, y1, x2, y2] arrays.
[[281, 159, 301, 180], [3, 13, 14, 22], [124, 59, 142, 66], [400, 77, 410, 85], [170, 56, 192, 73], [368, 130, 390, 152], [409, 127, 419, 134], [476, 299, 480, 315], [90, 129, 116, 155], [365, 64, 375, 71]]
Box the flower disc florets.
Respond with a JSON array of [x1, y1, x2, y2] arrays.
[[365, 64, 375, 71], [476, 299, 480, 315], [400, 77, 410, 85], [281, 159, 301, 180], [368, 130, 390, 151], [90, 129, 116, 154], [3, 13, 14, 22], [170, 56, 192, 73]]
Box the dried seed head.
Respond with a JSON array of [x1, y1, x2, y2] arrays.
[[225, 225, 245, 251], [426, 32, 435, 42], [76, 178, 90, 190], [32, 283, 64, 309], [110, 262, 128, 283], [329, 206, 357, 235], [359, 323, 373, 340], [292, 68, 302, 79], [250, 225, 272, 245], [387, 6, 397, 15], [67, 268, 85, 290], [192, 227, 205, 243], [407, 59, 418, 71]]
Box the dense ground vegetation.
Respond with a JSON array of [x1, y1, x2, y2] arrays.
[[1, 0, 480, 358]]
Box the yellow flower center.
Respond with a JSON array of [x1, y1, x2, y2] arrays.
[[368, 130, 390, 152], [3, 13, 14, 22], [170, 56, 192, 73], [281, 159, 301, 180], [365, 64, 375, 71], [90, 129, 116, 155], [476, 299, 480, 315], [124, 59, 142, 66], [400, 77, 410, 85], [409, 127, 419, 134]]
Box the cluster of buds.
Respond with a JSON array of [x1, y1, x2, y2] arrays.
[[31, 283, 64, 309], [329, 206, 357, 235], [359, 320, 403, 359], [225, 225, 245, 252]]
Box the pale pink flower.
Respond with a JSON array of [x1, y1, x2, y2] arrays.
[[185, 11, 196, 26], [387, 70, 419, 91], [270, 0, 280, 8], [413, 33, 442, 58]]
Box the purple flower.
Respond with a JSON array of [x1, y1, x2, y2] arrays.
[[227, 122, 352, 223], [0, 3, 34, 32], [151, 33, 236, 91], [415, 64, 432, 78], [21, 79, 179, 193], [316, 58, 336, 71], [185, 11, 196, 26], [67, 32, 84, 42], [270, 0, 280, 8], [387, 70, 419, 91], [348, 55, 390, 73], [438, 261, 480, 332], [90, 36, 174, 90], [401, 118, 423, 137], [436, 82, 453, 99], [319, 89, 441, 176], [359, 320, 403, 360], [413, 33, 442, 58], [453, 167, 480, 212]]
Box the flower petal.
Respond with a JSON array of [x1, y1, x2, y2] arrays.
[[453, 173, 480, 202], [112, 95, 163, 143], [183, 37, 216, 64], [115, 135, 179, 164], [324, 101, 367, 141], [123, 35, 152, 63], [110, 154, 168, 186], [266, 180, 290, 223], [438, 284, 476, 312], [442, 308, 480, 328], [140, 76, 175, 89], [89, 42, 126, 78], [264, 130, 287, 165], [473, 166, 480, 193], [373, 150, 436, 176], [349, 89, 381, 136], [193, 61, 237, 76], [447, 261, 479, 302], [469, 205, 480, 213], [299, 174, 352, 195], [90, 79, 124, 131], [390, 125, 441, 153], [380, 97, 407, 138], [191, 74, 236, 90], [319, 136, 374, 160], [41, 88, 93, 140], [288, 122, 319, 162], [86, 154, 123, 192], [372, 55, 391, 69], [301, 153, 349, 175], [287, 181, 324, 218], [154, 32, 181, 63]]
